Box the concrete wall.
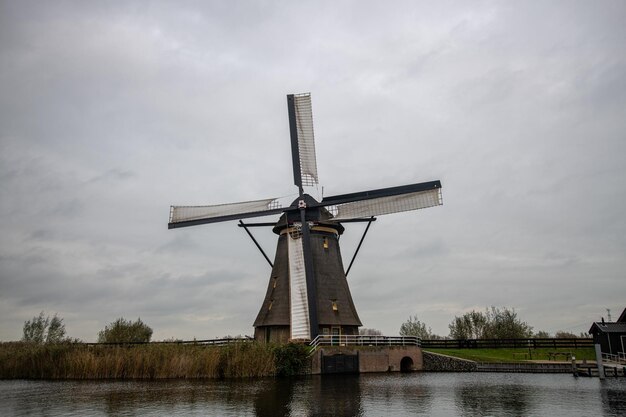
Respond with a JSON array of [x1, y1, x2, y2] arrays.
[[477, 362, 573, 373], [311, 346, 422, 374]]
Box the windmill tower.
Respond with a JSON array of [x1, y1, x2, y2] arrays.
[[168, 93, 443, 343]]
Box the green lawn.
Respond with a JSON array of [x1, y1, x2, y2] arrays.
[[424, 347, 596, 363]]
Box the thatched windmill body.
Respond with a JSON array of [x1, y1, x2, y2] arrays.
[[168, 93, 442, 343]]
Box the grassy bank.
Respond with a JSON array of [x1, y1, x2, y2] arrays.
[[0, 342, 309, 379], [424, 347, 596, 363]]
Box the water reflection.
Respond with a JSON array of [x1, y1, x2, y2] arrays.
[[455, 383, 531, 416], [308, 375, 363, 417], [254, 378, 293, 417], [601, 383, 626, 416], [360, 373, 433, 415], [280, 375, 363, 417], [1, 374, 625, 417]]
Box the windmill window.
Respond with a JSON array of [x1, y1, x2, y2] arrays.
[[272, 277, 278, 288], [268, 300, 273, 311], [323, 238, 329, 249], [332, 301, 338, 311]]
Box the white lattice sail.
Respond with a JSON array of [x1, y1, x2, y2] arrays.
[[293, 93, 318, 186], [329, 188, 442, 220], [170, 198, 280, 223]]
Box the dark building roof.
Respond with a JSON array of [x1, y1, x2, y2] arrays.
[[589, 322, 626, 334], [589, 307, 626, 334]]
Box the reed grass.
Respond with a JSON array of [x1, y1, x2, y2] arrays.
[[0, 341, 278, 379]]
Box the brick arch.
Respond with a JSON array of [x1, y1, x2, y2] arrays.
[[400, 356, 414, 372]]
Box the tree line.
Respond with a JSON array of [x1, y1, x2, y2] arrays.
[[23, 307, 587, 344], [391, 306, 588, 339], [22, 312, 153, 344]]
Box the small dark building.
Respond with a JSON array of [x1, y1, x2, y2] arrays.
[[588, 308, 626, 356]]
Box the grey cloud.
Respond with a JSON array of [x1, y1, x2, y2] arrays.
[[1, 1, 625, 341], [87, 169, 135, 184]]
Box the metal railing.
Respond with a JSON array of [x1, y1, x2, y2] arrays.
[[602, 352, 626, 364], [310, 335, 421, 349]]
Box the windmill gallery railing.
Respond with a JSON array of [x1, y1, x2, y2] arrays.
[[310, 335, 421, 349]]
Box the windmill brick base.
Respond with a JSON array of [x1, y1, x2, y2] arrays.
[[253, 211, 361, 343]]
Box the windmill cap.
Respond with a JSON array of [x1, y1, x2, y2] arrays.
[[272, 194, 344, 235]]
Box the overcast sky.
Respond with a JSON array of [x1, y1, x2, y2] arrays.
[[1, 1, 625, 342]]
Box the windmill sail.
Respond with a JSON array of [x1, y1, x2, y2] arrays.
[[328, 188, 442, 220], [168, 198, 283, 229], [321, 181, 442, 220], [288, 93, 318, 188], [287, 229, 311, 340]]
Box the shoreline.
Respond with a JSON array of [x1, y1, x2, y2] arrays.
[[1, 341, 598, 380]]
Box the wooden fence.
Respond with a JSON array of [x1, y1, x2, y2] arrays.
[[421, 338, 593, 349], [82, 337, 254, 347]]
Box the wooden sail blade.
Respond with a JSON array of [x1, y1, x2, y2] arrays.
[[320, 180, 442, 220], [168, 198, 284, 229], [288, 93, 319, 189]]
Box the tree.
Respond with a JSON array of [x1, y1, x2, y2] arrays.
[[22, 312, 67, 343], [555, 331, 578, 338], [273, 343, 311, 376], [359, 328, 382, 336], [449, 307, 533, 339], [534, 330, 551, 338], [399, 315, 433, 339], [98, 317, 153, 343], [448, 310, 488, 339], [482, 306, 533, 339]]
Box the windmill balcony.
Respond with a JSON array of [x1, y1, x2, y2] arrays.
[[310, 335, 421, 350]]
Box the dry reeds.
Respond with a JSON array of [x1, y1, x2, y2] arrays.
[[0, 341, 277, 379]]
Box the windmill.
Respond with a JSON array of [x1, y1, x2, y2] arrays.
[[168, 93, 442, 343]]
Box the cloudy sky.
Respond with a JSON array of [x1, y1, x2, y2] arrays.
[[1, 1, 625, 342]]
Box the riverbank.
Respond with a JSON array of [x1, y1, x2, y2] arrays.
[[0, 341, 309, 379], [424, 347, 595, 363], [1, 342, 598, 380], [422, 349, 603, 374]]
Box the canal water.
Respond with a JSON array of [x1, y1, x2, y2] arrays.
[[1, 373, 625, 416]]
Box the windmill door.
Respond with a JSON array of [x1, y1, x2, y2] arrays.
[[321, 353, 359, 374], [332, 326, 340, 346]]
